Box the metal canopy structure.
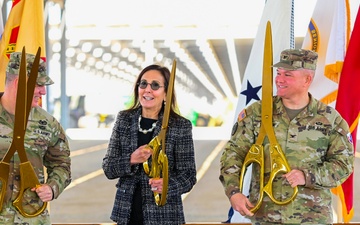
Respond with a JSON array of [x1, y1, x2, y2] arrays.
[[60, 0, 310, 107], [1, 0, 317, 128]]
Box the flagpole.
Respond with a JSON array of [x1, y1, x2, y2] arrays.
[[336, 196, 343, 222], [290, 0, 295, 49]]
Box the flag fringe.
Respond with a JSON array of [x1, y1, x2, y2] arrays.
[[320, 89, 337, 105], [324, 61, 343, 83]]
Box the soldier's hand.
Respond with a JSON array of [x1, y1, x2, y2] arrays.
[[31, 184, 53, 202], [230, 193, 254, 217], [283, 169, 305, 188]]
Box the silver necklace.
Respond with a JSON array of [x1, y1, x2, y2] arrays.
[[138, 115, 157, 134]]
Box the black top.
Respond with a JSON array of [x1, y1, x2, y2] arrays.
[[137, 117, 157, 146], [129, 116, 157, 225]]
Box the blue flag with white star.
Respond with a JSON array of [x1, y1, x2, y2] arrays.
[[233, 0, 293, 124]]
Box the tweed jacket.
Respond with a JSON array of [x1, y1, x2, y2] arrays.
[[102, 107, 197, 225]]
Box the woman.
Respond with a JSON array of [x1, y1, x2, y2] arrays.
[[102, 64, 197, 225]]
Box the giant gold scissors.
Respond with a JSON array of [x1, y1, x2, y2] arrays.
[[239, 22, 298, 213], [143, 59, 176, 206], [0, 47, 47, 217]]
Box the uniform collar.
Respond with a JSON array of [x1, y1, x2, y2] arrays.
[[274, 93, 318, 118]]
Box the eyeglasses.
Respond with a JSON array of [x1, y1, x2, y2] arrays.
[[138, 80, 164, 91]]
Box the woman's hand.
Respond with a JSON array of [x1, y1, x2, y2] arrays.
[[149, 178, 163, 193], [130, 144, 152, 165]]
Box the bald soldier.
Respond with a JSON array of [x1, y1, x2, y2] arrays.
[[0, 52, 71, 224], [220, 49, 354, 224]]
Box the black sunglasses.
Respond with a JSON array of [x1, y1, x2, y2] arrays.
[[138, 80, 164, 91]]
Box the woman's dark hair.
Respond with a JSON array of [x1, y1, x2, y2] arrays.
[[124, 64, 180, 118]]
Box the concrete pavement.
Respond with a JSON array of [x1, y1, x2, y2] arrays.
[[49, 127, 360, 223]]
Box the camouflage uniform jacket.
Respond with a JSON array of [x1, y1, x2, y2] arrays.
[[0, 99, 71, 225], [220, 94, 354, 224]]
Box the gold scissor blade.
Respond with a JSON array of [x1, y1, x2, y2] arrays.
[[159, 59, 176, 155], [13, 47, 28, 136], [25, 47, 41, 122], [262, 21, 273, 117], [14, 47, 41, 132], [14, 47, 40, 162], [161, 59, 176, 130], [261, 21, 278, 143]]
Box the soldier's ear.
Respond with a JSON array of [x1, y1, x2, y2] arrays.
[[304, 73, 313, 86], [12, 76, 19, 87]]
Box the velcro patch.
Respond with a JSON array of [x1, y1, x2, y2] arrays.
[[237, 109, 246, 122], [347, 133, 353, 144], [231, 122, 238, 136]]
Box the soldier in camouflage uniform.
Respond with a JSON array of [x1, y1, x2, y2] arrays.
[[219, 49, 354, 225], [0, 52, 71, 224]]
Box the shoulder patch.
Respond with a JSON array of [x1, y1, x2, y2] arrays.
[[237, 109, 247, 122], [347, 133, 353, 144], [231, 122, 238, 136]]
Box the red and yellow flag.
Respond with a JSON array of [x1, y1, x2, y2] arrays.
[[302, 0, 358, 222], [334, 8, 360, 222], [0, 0, 46, 91]]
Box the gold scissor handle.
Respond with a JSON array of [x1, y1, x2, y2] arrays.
[[239, 143, 298, 213], [153, 149, 168, 206], [143, 135, 161, 176], [143, 135, 169, 206], [12, 162, 48, 217], [239, 144, 264, 213], [263, 144, 298, 205], [0, 162, 10, 210]]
